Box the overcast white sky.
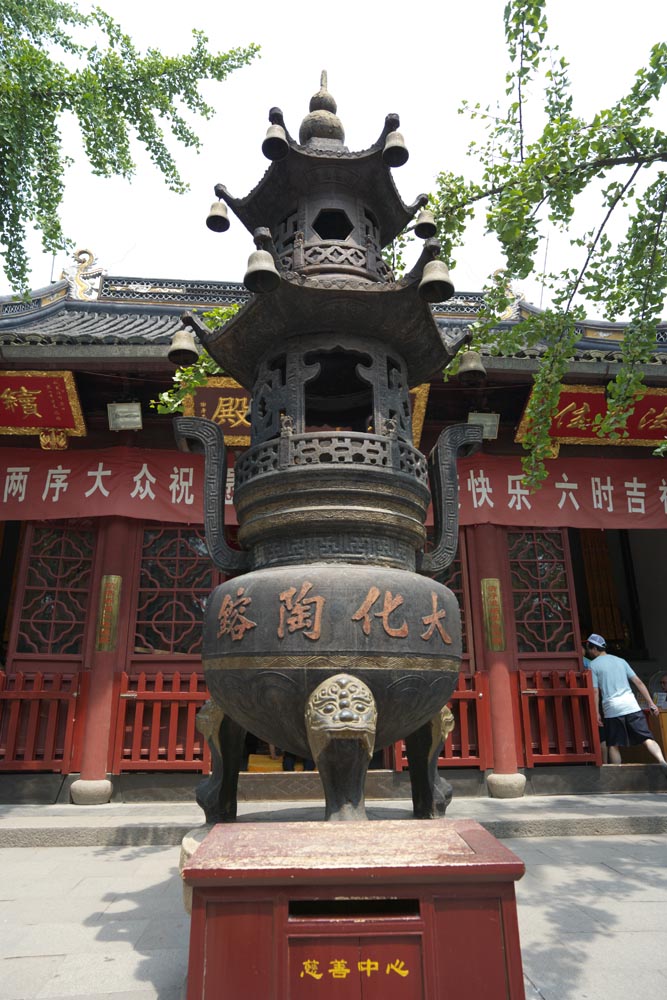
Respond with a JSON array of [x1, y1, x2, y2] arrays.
[[5, 0, 667, 310]]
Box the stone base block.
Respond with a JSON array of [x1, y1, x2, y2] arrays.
[[69, 778, 113, 805], [486, 772, 527, 799], [179, 826, 213, 914]]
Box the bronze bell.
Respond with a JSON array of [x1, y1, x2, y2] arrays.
[[457, 350, 487, 386], [382, 130, 409, 167], [418, 259, 454, 302], [262, 123, 289, 161], [168, 328, 199, 367], [414, 208, 437, 240], [206, 200, 230, 233], [244, 249, 281, 293]]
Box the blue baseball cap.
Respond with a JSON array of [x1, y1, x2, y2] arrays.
[[587, 634, 606, 649]]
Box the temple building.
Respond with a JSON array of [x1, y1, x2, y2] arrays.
[[1, 252, 666, 800]]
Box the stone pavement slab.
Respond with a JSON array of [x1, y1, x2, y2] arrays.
[[2, 833, 667, 999]]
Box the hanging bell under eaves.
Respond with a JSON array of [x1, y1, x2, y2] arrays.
[[414, 208, 437, 240], [262, 123, 289, 161], [382, 130, 409, 167], [206, 200, 230, 233], [244, 249, 281, 293], [168, 328, 199, 367], [457, 350, 487, 386], [418, 259, 455, 303]]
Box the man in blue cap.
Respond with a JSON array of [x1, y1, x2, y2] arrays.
[[586, 634, 667, 776]]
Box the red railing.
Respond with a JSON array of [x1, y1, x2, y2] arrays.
[[0, 671, 81, 773], [394, 672, 493, 771], [112, 671, 211, 773], [516, 669, 601, 766]]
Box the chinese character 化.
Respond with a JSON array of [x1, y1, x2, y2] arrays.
[[278, 582, 325, 641], [218, 588, 257, 641], [352, 587, 408, 638], [421, 592, 452, 644]]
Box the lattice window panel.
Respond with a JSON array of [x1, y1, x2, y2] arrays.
[[16, 523, 96, 655], [440, 555, 468, 655], [508, 529, 576, 653], [134, 527, 218, 655]]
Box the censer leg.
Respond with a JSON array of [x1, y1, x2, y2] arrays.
[[305, 673, 377, 823], [405, 705, 455, 819], [195, 699, 246, 823]]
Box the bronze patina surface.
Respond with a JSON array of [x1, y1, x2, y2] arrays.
[[177, 74, 481, 822]]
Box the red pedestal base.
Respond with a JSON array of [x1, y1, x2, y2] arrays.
[[183, 819, 526, 1000]]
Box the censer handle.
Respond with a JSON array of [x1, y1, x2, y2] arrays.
[[174, 416, 249, 574], [420, 423, 482, 576]]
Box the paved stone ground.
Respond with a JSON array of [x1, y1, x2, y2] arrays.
[[1, 831, 667, 999]]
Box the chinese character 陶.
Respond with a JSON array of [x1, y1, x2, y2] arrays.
[[507, 475, 531, 511], [211, 395, 250, 428], [41, 465, 71, 502], [299, 960, 323, 981], [0, 386, 42, 418], [555, 474, 580, 510], [130, 463, 157, 500], [352, 587, 408, 638], [169, 467, 194, 505], [421, 592, 452, 644], [328, 959, 351, 979], [218, 587, 257, 641], [3, 466, 30, 503], [386, 959, 410, 977], [467, 468, 494, 508], [278, 582, 325, 641], [591, 476, 614, 512], [84, 462, 112, 498]]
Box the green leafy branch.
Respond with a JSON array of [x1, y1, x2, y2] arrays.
[[430, 0, 667, 485], [0, 0, 259, 292]]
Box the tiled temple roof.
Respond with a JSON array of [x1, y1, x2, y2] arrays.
[[1, 275, 665, 367]]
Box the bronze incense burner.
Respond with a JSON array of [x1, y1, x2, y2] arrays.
[[176, 74, 480, 821]]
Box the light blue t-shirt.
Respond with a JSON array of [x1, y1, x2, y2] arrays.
[[589, 654, 640, 718]]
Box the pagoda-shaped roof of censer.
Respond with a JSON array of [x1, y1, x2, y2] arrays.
[[190, 73, 469, 387]]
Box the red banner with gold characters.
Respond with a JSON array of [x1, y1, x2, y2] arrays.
[[516, 384, 667, 447], [0, 370, 86, 449], [0, 447, 665, 530]]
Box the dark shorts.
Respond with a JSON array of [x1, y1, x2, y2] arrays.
[[604, 711, 653, 747]]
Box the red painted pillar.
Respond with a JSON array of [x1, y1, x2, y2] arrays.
[[70, 517, 136, 805], [470, 524, 526, 798]]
